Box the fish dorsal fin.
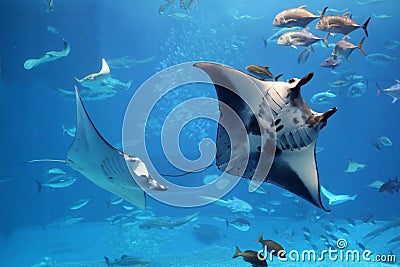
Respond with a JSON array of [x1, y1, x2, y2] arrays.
[[342, 12, 351, 17], [298, 5, 307, 9], [395, 79, 400, 84], [99, 58, 111, 76]]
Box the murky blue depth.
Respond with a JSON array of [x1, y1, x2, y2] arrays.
[[0, 0, 399, 266]]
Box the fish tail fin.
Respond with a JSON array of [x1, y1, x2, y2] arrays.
[[62, 124, 66, 135], [104, 257, 111, 267], [255, 232, 263, 243], [358, 37, 367, 56], [126, 80, 133, 90], [320, 6, 328, 19], [232, 246, 242, 258], [362, 17, 371, 37], [35, 179, 42, 193], [274, 74, 283, 81], [225, 217, 229, 229], [375, 82, 382, 98], [262, 37, 268, 50], [323, 33, 329, 48]]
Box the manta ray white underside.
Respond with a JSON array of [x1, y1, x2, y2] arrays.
[[66, 87, 167, 208], [194, 62, 337, 211]]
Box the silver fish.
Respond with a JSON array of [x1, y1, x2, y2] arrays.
[[273, 5, 324, 28], [332, 37, 366, 61], [376, 80, 400, 103], [310, 91, 337, 105], [347, 81, 367, 97], [316, 8, 371, 37], [297, 46, 314, 64], [366, 53, 397, 66], [35, 175, 76, 192], [277, 29, 329, 49], [384, 40, 400, 50], [320, 56, 342, 69]]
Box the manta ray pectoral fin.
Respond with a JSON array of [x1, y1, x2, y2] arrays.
[[99, 58, 111, 76], [268, 143, 330, 211], [66, 86, 146, 208]]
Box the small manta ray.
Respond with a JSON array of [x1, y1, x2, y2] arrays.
[[321, 185, 358, 205], [75, 58, 111, 86], [30, 87, 167, 208], [344, 159, 366, 173], [194, 62, 337, 211]]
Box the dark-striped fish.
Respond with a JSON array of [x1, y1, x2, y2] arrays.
[[316, 8, 371, 37], [273, 5, 325, 28]]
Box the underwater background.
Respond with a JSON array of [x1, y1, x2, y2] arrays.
[[0, 0, 400, 266]]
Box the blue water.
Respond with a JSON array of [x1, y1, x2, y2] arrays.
[[1, 0, 400, 266]]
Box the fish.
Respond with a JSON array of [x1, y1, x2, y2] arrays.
[[345, 217, 356, 227], [264, 27, 303, 46], [35, 175, 76, 192], [245, 64, 282, 81], [357, 0, 385, 4], [104, 255, 150, 267], [378, 177, 400, 194], [297, 46, 314, 64], [179, 0, 198, 11], [158, 0, 174, 16], [361, 209, 376, 224], [316, 8, 371, 37], [320, 56, 342, 69], [356, 242, 366, 251], [332, 37, 366, 61], [226, 217, 250, 231], [367, 180, 384, 188], [255, 232, 286, 258], [310, 91, 337, 105], [273, 5, 325, 28], [364, 218, 400, 240], [194, 62, 337, 211], [47, 0, 54, 12], [232, 246, 268, 266], [139, 212, 199, 229], [372, 13, 393, 19], [107, 55, 157, 69], [366, 53, 397, 66], [54, 86, 118, 101], [69, 198, 91, 210], [75, 58, 111, 86], [46, 216, 84, 228], [378, 136, 392, 146], [337, 227, 350, 236], [277, 30, 329, 49], [344, 159, 366, 173], [387, 235, 400, 244], [376, 80, 400, 103], [169, 12, 193, 20], [47, 168, 66, 175], [192, 224, 222, 244], [24, 39, 70, 70], [325, 78, 350, 88], [320, 186, 358, 205], [200, 196, 253, 213], [29, 87, 167, 208], [46, 26, 59, 34], [347, 81, 367, 97], [233, 14, 264, 20], [122, 205, 134, 211], [384, 40, 400, 50], [317, 8, 349, 14], [62, 124, 76, 137]]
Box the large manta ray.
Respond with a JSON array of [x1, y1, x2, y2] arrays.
[[194, 62, 337, 211], [63, 87, 167, 208]]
